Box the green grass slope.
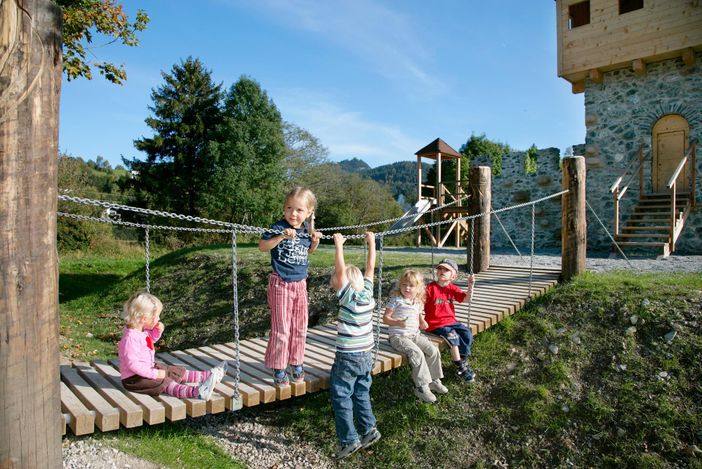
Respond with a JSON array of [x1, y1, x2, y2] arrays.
[[60, 248, 702, 468]]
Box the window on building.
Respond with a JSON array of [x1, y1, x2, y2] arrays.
[[619, 0, 644, 14], [568, 1, 590, 29]]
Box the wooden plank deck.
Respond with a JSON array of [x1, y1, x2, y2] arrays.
[[61, 264, 560, 435]]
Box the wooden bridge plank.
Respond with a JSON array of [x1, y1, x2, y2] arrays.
[[108, 358, 187, 422], [60, 382, 95, 436], [196, 344, 293, 401], [192, 345, 279, 403], [162, 350, 259, 409], [73, 362, 144, 429], [60, 364, 120, 432], [309, 326, 389, 373], [232, 341, 308, 396], [155, 352, 223, 416], [91, 360, 166, 425], [249, 336, 336, 389], [249, 337, 333, 390], [198, 340, 305, 400], [237, 339, 326, 393], [305, 331, 386, 374], [314, 325, 397, 372], [57, 265, 563, 436]]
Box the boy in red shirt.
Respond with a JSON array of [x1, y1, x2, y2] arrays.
[[423, 258, 476, 382]]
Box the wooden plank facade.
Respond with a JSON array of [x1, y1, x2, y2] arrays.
[[556, 0, 702, 89], [60, 264, 560, 436]]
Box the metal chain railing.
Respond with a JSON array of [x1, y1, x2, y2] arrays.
[[493, 211, 523, 261], [60, 191, 567, 240], [372, 235, 384, 366], [586, 199, 635, 269], [528, 205, 535, 298], [145, 227, 151, 293], [467, 218, 475, 326], [317, 194, 471, 232], [230, 230, 241, 398]]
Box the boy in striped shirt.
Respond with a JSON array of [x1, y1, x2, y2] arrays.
[[329, 231, 381, 460]]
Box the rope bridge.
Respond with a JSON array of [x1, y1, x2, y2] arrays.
[[57, 191, 566, 435]]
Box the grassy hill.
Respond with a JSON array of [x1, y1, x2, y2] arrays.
[[59, 248, 702, 467], [336, 158, 433, 206]]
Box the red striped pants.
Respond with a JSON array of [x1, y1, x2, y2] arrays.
[[264, 273, 309, 369]]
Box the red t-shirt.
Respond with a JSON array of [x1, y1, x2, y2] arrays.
[[424, 281, 467, 330]]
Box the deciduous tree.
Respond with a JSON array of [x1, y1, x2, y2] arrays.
[[55, 0, 149, 84], [207, 77, 286, 226]]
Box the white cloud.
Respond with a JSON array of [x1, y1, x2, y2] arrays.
[[219, 0, 446, 97], [276, 88, 424, 167]]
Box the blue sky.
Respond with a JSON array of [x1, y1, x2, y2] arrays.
[[59, 0, 585, 169]]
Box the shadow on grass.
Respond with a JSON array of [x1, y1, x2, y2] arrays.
[[59, 273, 125, 303]]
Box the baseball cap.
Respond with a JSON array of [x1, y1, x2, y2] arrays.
[[436, 258, 458, 273]]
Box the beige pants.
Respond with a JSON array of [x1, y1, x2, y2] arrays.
[[388, 333, 444, 388]]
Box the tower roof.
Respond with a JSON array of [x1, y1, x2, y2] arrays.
[[414, 138, 461, 160]]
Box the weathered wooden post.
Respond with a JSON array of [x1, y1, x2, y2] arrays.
[[1, 0, 63, 467], [561, 156, 587, 280], [469, 166, 491, 273]]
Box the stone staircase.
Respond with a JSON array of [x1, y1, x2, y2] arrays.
[[614, 193, 692, 257]]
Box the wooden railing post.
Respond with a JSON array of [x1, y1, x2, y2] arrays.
[[562, 156, 587, 281], [670, 182, 677, 253], [692, 143, 697, 208], [469, 166, 491, 273], [639, 145, 644, 198], [0, 0, 63, 467], [613, 187, 620, 236]]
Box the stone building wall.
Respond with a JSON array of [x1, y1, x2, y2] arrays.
[[582, 51, 702, 254], [476, 52, 702, 254], [470, 148, 564, 252]]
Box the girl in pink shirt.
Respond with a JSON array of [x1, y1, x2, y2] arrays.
[[118, 292, 226, 400]]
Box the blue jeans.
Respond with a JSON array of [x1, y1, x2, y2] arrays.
[[429, 322, 473, 359], [330, 351, 377, 446]]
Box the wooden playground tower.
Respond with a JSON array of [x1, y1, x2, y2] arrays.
[[415, 138, 471, 248]]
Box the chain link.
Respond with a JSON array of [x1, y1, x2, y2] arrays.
[[57, 212, 234, 234], [317, 194, 470, 232], [372, 235, 384, 366], [145, 227, 151, 293], [231, 230, 241, 397], [586, 199, 635, 269], [528, 205, 535, 298], [493, 211, 523, 261], [59, 191, 568, 241]]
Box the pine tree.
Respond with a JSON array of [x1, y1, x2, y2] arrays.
[[125, 57, 223, 216]]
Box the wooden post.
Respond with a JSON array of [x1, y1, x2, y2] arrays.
[[612, 187, 619, 236], [469, 166, 491, 273], [561, 156, 587, 281], [435, 153, 442, 246], [1, 1, 63, 467], [692, 142, 696, 208], [638, 144, 644, 197], [416, 156, 422, 246]]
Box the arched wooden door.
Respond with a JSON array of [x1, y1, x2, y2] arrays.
[[652, 115, 690, 193]]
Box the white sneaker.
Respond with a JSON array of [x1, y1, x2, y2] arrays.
[[211, 360, 228, 384], [414, 385, 437, 403], [429, 379, 448, 395], [198, 374, 215, 401]]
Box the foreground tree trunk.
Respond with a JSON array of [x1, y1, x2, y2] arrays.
[[0, 0, 63, 467]]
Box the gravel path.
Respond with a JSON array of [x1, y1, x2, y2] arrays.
[[62, 250, 701, 469]]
